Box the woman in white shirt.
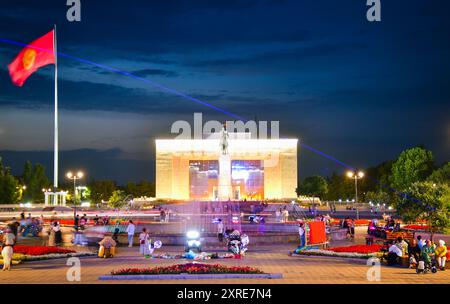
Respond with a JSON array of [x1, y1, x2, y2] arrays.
[[139, 228, 151, 256]]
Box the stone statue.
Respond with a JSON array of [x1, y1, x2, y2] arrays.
[[220, 124, 229, 155]]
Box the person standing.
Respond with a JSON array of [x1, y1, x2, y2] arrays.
[[417, 235, 425, 250], [298, 223, 306, 248], [1, 228, 16, 271], [275, 209, 281, 223], [217, 219, 224, 242], [74, 214, 80, 231], [53, 222, 62, 245], [126, 220, 135, 247]]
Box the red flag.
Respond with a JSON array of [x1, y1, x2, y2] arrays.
[[8, 30, 55, 87]]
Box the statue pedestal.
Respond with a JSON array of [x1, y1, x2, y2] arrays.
[[218, 154, 232, 200]]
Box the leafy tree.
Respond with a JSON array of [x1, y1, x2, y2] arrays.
[[124, 180, 155, 198], [108, 190, 127, 208], [360, 160, 393, 194], [397, 181, 450, 240], [365, 190, 390, 206], [427, 162, 450, 184], [88, 180, 117, 204], [324, 172, 354, 201], [390, 147, 434, 192], [0, 157, 20, 204], [296, 175, 328, 204]]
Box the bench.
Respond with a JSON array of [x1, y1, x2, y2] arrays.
[[385, 231, 415, 243]]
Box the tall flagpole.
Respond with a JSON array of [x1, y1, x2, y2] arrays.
[[53, 24, 59, 193]]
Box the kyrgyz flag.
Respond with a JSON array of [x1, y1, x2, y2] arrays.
[[8, 30, 55, 87]]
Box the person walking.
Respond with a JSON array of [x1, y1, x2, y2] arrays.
[[139, 228, 151, 256], [126, 220, 135, 247], [1, 228, 16, 271], [217, 219, 224, 242]]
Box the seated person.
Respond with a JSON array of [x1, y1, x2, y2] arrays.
[[387, 241, 402, 265], [408, 239, 421, 268], [420, 240, 436, 266], [98, 233, 117, 257], [395, 236, 409, 257], [435, 240, 447, 271]]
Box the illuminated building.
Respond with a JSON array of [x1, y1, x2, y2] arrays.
[[155, 132, 298, 200]]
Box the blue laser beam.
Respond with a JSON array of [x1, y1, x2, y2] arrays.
[[0, 36, 429, 208], [0, 37, 245, 121]]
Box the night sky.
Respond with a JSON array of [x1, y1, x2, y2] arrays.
[[0, 0, 449, 184]]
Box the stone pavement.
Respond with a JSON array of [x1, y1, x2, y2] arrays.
[[1, 245, 449, 284]]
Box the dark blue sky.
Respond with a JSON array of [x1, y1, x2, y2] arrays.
[[0, 0, 449, 184]]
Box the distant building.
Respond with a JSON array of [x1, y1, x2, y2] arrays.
[[155, 132, 298, 200]]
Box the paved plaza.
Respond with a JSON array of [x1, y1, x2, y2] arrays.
[[1, 243, 449, 284]]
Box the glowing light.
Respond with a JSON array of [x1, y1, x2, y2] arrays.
[[358, 171, 364, 178], [186, 230, 200, 239], [231, 170, 249, 180], [347, 171, 354, 178]]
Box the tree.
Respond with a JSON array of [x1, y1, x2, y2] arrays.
[[324, 172, 354, 201], [427, 162, 450, 184], [88, 180, 117, 204], [21, 162, 51, 203], [365, 190, 390, 206], [397, 181, 450, 241], [124, 180, 155, 198], [390, 147, 434, 192], [297, 175, 328, 204], [108, 190, 127, 209], [0, 157, 20, 204]]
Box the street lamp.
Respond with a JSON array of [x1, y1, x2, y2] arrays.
[[66, 171, 84, 215], [346, 170, 364, 219]]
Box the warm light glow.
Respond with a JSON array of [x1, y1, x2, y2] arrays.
[[358, 171, 364, 178], [66, 171, 73, 179], [347, 171, 354, 178], [77, 171, 84, 178]]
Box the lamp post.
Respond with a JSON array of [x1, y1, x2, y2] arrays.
[[346, 170, 364, 220], [66, 171, 84, 216]]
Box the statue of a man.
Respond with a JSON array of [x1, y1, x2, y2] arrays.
[[220, 124, 229, 155]]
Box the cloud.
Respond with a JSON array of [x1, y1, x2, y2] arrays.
[[132, 68, 178, 78], [0, 148, 154, 184]]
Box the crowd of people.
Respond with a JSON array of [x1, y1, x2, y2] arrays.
[[386, 235, 447, 271]]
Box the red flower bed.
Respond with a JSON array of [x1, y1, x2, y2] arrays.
[[328, 244, 382, 254], [330, 219, 371, 226], [13, 245, 76, 256], [111, 263, 264, 275], [403, 224, 429, 230], [44, 219, 74, 226]]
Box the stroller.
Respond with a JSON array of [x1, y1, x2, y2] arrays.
[[416, 257, 438, 274], [226, 230, 249, 255]]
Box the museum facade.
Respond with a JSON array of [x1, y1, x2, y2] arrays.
[[155, 132, 298, 201]]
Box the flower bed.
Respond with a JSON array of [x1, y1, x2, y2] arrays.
[[330, 219, 371, 226], [13, 245, 75, 256], [292, 244, 384, 259], [293, 249, 380, 259], [328, 244, 383, 254], [403, 224, 429, 230], [111, 263, 264, 275]]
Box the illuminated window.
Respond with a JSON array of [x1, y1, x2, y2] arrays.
[[231, 160, 264, 200], [189, 160, 219, 200]]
